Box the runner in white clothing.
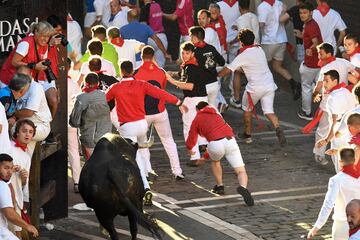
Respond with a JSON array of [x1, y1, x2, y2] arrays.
[[218, 29, 286, 146], [307, 148, 360, 239], [347, 199, 360, 240], [197, 9, 221, 53], [0, 154, 38, 239]]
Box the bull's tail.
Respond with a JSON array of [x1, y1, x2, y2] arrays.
[[108, 171, 162, 239]]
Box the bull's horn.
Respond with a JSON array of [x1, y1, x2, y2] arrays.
[[138, 136, 154, 148]]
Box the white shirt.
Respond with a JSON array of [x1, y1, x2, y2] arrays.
[[18, 80, 52, 124], [350, 53, 360, 68], [16, 41, 48, 59], [94, 0, 111, 27], [257, 0, 287, 44], [9, 142, 31, 210], [313, 9, 346, 49], [113, 40, 143, 67], [67, 77, 80, 127], [336, 106, 360, 145], [0, 180, 18, 240], [317, 58, 355, 85], [314, 172, 360, 229], [107, 7, 129, 29], [234, 12, 260, 44], [67, 19, 83, 61], [350, 230, 360, 240], [217, 1, 240, 42], [204, 27, 221, 53], [227, 46, 277, 93], [0, 102, 11, 154], [327, 88, 357, 120], [80, 56, 116, 77]]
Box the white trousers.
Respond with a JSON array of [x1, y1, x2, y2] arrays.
[[27, 121, 51, 157], [206, 81, 220, 107], [145, 110, 182, 175], [68, 127, 81, 183], [299, 63, 320, 115], [148, 33, 168, 68], [332, 220, 349, 239], [118, 119, 150, 190], [313, 112, 330, 158], [182, 96, 208, 160], [297, 44, 305, 63]]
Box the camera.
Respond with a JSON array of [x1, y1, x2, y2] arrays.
[[55, 34, 69, 47], [42, 60, 57, 83]]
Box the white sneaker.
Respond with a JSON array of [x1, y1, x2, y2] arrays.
[[229, 97, 242, 108]]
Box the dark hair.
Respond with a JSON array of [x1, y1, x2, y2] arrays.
[[238, 0, 250, 9], [47, 14, 63, 29], [324, 70, 340, 83], [189, 26, 205, 41], [88, 57, 102, 72], [353, 84, 360, 103], [196, 101, 209, 110], [13, 119, 36, 139], [317, 42, 334, 55], [208, 3, 220, 10], [87, 40, 103, 56], [345, 33, 359, 44], [198, 9, 211, 18], [0, 154, 13, 163], [299, 1, 314, 11], [347, 113, 360, 126], [180, 42, 195, 52], [120, 61, 133, 77], [339, 148, 355, 165], [85, 73, 99, 85], [141, 46, 155, 60], [91, 25, 107, 38], [107, 26, 120, 39], [238, 29, 255, 46], [8, 73, 31, 92]]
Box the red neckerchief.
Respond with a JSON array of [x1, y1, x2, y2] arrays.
[[317, 2, 330, 17], [349, 133, 360, 146], [14, 139, 27, 152], [223, 0, 237, 7], [94, 70, 106, 75], [302, 82, 347, 134], [194, 41, 206, 48], [111, 37, 125, 47], [263, 0, 275, 6], [341, 164, 360, 179], [350, 226, 360, 237], [318, 56, 336, 68], [349, 47, 360, 58], [239, 44, 259, 54], [141, 61, 156, 71], [82, 83, 99, 93], [181, 57, 198, 68]]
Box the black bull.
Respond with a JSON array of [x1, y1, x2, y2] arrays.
[[78, 133, 162, 240]]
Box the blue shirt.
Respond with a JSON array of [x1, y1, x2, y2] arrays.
[[86, 0, 95, 13], [0, 87, 16, 118], [120, 21, 155, 61]]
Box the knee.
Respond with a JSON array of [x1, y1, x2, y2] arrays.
[[234, 166, 246, 175]]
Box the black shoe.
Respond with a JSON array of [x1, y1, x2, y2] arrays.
[[275, 127, 287, 147], [74, 183, 79, 193], [291, 82, 301, 101], [199, 145, 207, 153], [44, 133, 57, 145], [237, 132, 252, 144], [297, 110, 313, 121], [143, 189, 153, 206], [211, 185, 225, 195], [237, 186, 254, 206]]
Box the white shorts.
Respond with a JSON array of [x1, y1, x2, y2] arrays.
[[38, 80, 56, 92], [84, 12, 96, 28], [118, 119, 148, 144], [207, 137, 245, 168], [242, 90, 275, 114], [262, 43, 287, 62]]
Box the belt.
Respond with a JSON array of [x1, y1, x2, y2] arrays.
[[213, 136, 232, 141]]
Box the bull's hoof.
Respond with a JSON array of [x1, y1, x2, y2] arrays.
[[99, 225, 110, 237], [143, 189, 153, 206]]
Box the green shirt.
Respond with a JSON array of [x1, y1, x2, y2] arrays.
[[80, 40, 120, 76]]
